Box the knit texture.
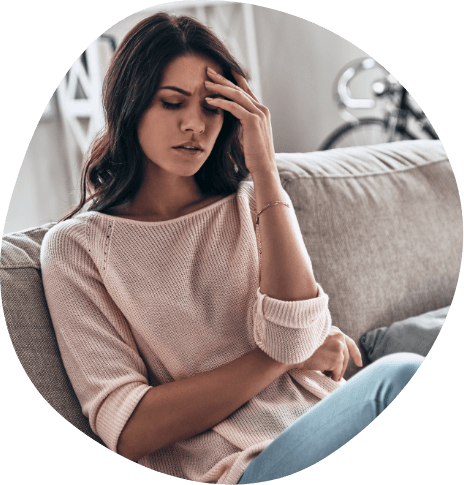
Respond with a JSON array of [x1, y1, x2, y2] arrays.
[[40, 181, 342, 483]]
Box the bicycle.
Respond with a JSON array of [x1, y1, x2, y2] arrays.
[[319, 57, 438, 150]]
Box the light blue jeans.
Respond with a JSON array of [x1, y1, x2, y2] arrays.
[[238, 352, 424, 483]]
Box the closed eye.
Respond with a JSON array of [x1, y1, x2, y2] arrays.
[[204, 106, 221, 115], [162, 100, 221, 115], [162, 101, 182, 110]]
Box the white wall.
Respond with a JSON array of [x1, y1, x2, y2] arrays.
[[3, 3, 378, 234], [253, 5, 368, 152], [4, 97, 78, 234]]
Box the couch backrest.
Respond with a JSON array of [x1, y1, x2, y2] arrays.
[[276, 139, 462, 377]]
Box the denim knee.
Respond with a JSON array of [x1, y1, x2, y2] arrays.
[[368, 352, 424, 408], [374, 352, 424, 380]]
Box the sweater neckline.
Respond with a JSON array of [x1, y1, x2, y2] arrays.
[[89, 192, 236, 226]]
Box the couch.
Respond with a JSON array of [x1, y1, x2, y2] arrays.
[[1, 139, 461, 449]]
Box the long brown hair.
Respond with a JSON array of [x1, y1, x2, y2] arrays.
[[61, 12, 249, 221]]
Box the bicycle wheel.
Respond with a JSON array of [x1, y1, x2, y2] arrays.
[[319, 118, 415, 150]]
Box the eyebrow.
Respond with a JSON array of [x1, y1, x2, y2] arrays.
[[158, 86, 224, 99], [158, 86, 191, 96]]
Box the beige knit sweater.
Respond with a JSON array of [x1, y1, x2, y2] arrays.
[[40, 181, 343, 484]]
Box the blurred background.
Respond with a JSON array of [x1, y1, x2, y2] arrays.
[[3, 1, 437, 235]]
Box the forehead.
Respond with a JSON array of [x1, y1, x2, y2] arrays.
[[160, 54, 224, 87]]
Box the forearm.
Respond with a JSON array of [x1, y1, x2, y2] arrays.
[[252, 169, 318, 301], [117, 347, 291, 462]]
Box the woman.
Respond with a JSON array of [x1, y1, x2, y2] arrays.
[[41, 12, 423, 484]]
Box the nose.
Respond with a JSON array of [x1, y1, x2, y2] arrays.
[[180, 105, 206, 134]]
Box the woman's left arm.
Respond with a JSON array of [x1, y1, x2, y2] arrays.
[[206, 69, 362, 374], [205, 68, 317, 301], [251, 170, 318, 301]]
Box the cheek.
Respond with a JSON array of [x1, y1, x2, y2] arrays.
[[138, 110, 167, 146], [209, 114, 224, 138], [137, 113, 151, 142]]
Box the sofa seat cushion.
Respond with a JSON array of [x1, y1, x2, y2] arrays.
[[275, 140, 462, 378]]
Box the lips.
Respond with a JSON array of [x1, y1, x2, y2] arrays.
[[173, 143, 204, 151]]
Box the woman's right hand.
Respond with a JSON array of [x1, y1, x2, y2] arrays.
[[294, 327, 363, 381]]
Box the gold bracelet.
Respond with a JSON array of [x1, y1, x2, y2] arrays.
[[255, 201, 290, 286]]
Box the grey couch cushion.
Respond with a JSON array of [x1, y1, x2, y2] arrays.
[[1, 224, 104, 446], [275, 140, 462, 378], [359, 306, 449, 362]]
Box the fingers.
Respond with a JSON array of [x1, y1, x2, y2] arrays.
[[325, 328, 363, 381], [230, 69, 260, 103], [205, 97, 254, 121], [207, 67, 257, 101], [331, 339, 346, 381], [206, 68, 264, 115], [206, 66, 238, 89], [301, 327, 363, 382], [331, 337, 362, 381], [345, 336, 363, 367], [205, 83, 260, 116], [338, 342, 350, 381], [205, 82, 259, 115]]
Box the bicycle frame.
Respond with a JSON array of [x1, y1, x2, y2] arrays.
[[385, 87, 438, 141], [319, 57, 439, 150]]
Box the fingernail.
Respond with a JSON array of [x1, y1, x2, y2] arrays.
[[205, 80, 213, 85], [207, 67, 217, 74]]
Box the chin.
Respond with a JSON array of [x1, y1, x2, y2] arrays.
[[176, 168, 203, 178], [146, 152, 208, 178], [169, 153, 210, 176], [169, 161, 206, 178]]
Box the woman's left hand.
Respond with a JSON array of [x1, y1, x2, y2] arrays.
[[295, 326, 363, 381], [205, 68, 276, 177]]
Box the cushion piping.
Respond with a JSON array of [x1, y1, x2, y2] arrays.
[[278, 157, 449, 182]]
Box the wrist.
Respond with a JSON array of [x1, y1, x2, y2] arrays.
[[251, 170, 286, 208], [250, 167, 280, 184], [254, 347, 293, 374], [288, 361, 304, 371]]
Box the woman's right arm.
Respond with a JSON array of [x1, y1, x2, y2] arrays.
[[118, 347, 291, 461], [118, 326, 362, 461]]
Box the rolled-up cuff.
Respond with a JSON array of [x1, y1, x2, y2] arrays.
[[256, 284, 328, 328], [253, 284, 331, 364], [93, 381, 152, 453]]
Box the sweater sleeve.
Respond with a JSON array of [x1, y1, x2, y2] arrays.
[[40, 218, 151, 453], [253, 285, 331, 364], [238, 181, 332, 364]]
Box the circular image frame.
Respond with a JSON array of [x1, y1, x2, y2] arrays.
[[2, 2, 463, 483]]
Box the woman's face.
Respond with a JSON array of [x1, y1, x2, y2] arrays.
[[137, 53, 225, 179]]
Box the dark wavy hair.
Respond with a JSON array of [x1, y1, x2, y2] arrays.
[[62, 12, 249, 221]]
